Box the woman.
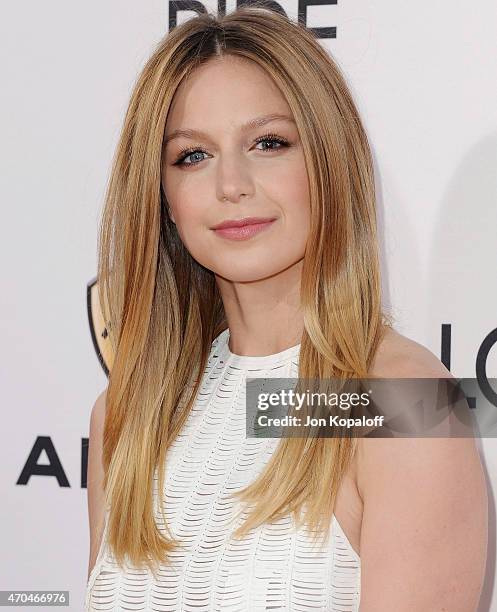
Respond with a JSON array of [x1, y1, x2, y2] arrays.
[[85, 6, 488, 611]]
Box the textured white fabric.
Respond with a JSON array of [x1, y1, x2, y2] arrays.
[[85, 328, 361, 611]]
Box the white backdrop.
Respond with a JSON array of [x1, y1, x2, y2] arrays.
[[1, 1, 496, 610]]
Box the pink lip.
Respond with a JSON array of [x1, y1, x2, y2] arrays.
[[211, 218, 277, 241], [211, 216, 277, 230]]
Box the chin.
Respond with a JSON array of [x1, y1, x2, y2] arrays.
[[212, 260, 295, 283]]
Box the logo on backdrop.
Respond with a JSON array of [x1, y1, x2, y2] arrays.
[[167, 1, 337, 39], [86, 276, 112, 377]]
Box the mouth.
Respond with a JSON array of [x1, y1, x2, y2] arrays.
[[210, 216, 278, 241]]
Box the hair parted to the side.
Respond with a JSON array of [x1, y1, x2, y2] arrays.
[[97, 2, 395, 578]]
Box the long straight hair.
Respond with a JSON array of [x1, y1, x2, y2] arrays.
[[97, 4, 394, 577]]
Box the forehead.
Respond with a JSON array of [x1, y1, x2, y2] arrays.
[[165, 55, 293, 134]]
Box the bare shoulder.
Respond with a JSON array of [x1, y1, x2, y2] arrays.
[[370, 326, 451, 378], [349, 326, 454, 504], [353, 326, 453, 480], [358, 325, 466, 478]]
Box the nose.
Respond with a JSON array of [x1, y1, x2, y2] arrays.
[[216, 154, 255, 204]]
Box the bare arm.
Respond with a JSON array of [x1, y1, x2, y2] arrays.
[[357, 351, 488, 611], [87, 389, 108, 583]]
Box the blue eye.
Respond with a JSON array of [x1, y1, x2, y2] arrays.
[[173, 149, 208, 167], [254, 133, 289, 152], [173, 133, 290, 168]]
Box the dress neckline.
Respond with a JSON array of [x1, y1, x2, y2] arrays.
[[216, 328, 301, 369]]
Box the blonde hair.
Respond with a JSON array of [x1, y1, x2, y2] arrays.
[[97, 3, 394, 577]]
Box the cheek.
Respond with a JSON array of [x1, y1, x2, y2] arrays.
[[170, 202, 204, 248], [164, 176, 203, 228], [166, 194, 214, 263], [163, 164, 203, 211], [273, 165, 311, 230]]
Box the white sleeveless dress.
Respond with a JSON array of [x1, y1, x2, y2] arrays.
[[85, 328, 361, 611]]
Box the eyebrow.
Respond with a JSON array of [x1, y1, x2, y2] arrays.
[[163, 113, 296, 148]]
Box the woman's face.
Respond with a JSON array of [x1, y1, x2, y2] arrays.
[[161, 55, 310, 283]]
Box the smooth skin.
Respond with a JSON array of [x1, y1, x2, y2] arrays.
[[88, 55, 488, 610]]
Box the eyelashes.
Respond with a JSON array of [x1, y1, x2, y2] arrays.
[[172, 132, 291, 168]]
